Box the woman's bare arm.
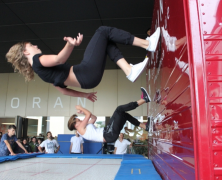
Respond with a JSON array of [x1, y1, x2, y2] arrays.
[[39, 34, 83, 67], [77, 109, 97, 124], [55, 86, 97, 102], [88, 114, 97, 124], [76, 105, 91, 130]]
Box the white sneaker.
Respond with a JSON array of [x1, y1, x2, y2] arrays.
[[127, 58, 148, 82], [146, 27, 160, 52]]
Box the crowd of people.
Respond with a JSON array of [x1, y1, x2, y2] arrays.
[[0, 125, 62, 156], [12, 136, 43, 153], [0, 124, 136, 156], [0, 124, 86, 156]]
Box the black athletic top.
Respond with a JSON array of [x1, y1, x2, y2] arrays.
[[32, 54, 71, 88]]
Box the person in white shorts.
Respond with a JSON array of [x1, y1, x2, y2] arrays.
[[38, 132, 60, 154], [114, 133, 131, 154], [69, 131, 84, 154]]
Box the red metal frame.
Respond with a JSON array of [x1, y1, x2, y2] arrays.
[[147, 0, 195, 179], [147, 0, 222, 179], [183, 0, 212, 179]]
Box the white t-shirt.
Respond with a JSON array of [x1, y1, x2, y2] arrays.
[[79, 124, 104, 142], [70, 136, 84, 153], [40, 139, 59, 154], [114, 139, 131, 154]]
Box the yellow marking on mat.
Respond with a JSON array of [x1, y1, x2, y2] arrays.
[[131, 169, 141, 174]]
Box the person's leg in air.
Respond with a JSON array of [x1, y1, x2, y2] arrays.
[[103, 87, 151, 143], [74, 26, 160, 89]]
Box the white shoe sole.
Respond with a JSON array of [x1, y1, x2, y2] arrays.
[[131, 58, 149, 82], [141, 87, 151, 102], [149, 27, 160, 52]]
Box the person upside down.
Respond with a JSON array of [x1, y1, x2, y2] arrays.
[[6, 26, 160, 102], [68, 87, 151, 143]]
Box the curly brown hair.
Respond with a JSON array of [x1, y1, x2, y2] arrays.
[[68, 114, 78, 131], [6, 42, 34, 82]]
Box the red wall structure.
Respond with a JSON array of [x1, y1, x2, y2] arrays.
[[147, 0, 222, 179]]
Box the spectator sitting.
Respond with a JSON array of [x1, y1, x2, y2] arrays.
[[14, 138, 24, 153], [39, 134, 45, 140], [29, 136, 38, 152], [26, 136, 30, 143], [36, 138, 44, 152], [22, 139, 31, 153], [114, 133, 131, 154], [37, 138, 42, 145], [38, 132, 60, 154], [69, 131, 84, 154], [0, 125, 28, 156]]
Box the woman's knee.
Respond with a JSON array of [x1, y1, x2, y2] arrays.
[[96, 26, 110, 33], [108, 134, 119, 143], [116, 105, 123, 112]]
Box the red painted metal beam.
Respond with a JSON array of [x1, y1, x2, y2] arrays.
[[183, 0, 213, 179]]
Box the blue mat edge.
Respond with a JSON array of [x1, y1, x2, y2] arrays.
[[36, 154, 124, 159], [0, 153, 161, 180], [0, 153, 44, 163], [114, 155, 162, 180]]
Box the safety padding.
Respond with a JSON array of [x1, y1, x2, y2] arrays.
[[0, 153, 44, 163], [36, 154, 123, 159], [57, 134, 103, 154], [115, 154, 161, 180]]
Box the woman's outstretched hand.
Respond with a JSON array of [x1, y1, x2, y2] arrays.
[[75, 105, 85, 114], [77, 109, 84, 115], [64, 33, 83, 46], [85, 92, 97, 102]]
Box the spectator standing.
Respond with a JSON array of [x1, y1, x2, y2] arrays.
[[114, 133, 131, 154], [69, 131, 84, 154], [38, 132, 60, 154]]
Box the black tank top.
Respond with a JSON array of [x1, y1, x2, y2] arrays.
[[32, 54, 71, 88]]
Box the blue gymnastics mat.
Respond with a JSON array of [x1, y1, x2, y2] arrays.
[[114, 154, 161, 180], [36, 153, 123, 159], [36, 154, 161, 179], [57, 134, 103, 154], [0, 153, 44, 163], [0, 153, 161, 179]]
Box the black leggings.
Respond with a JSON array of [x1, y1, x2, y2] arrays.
[[103, 102, 141, 143], [72, 26, 134, 89]]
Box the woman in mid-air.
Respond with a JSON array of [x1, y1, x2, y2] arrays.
[[6, 26, 160, 102], [68, 87, 151, 143]]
